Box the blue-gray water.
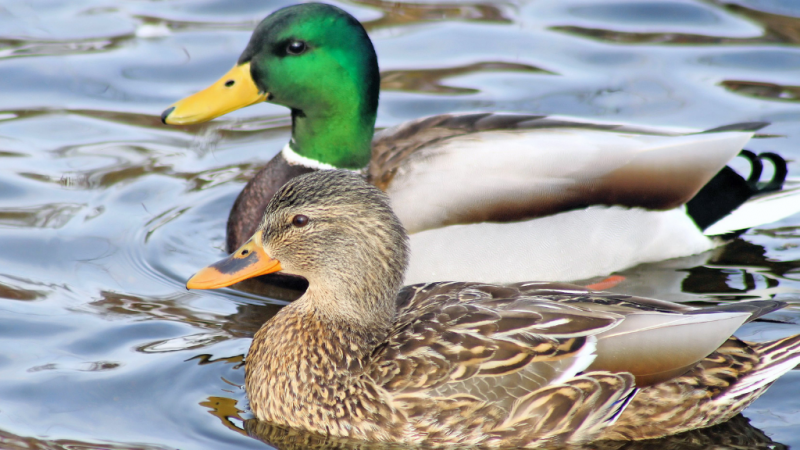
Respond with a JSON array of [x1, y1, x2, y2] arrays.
[[2, 1, 800, 449]]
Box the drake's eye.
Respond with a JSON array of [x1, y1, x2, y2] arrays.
[[286, 40, 307, 55], [292, 214, 309, 227]]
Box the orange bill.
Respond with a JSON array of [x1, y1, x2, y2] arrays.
[[187, 235, 281, 289], [161, 62, 267, 125]]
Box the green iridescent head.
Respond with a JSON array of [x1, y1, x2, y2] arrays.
[[163, 3, 380, 169]]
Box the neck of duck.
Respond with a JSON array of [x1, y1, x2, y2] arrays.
[[289, 102, 375, 170], [305, 275, 397, 338], [245, 259, 402, 425]]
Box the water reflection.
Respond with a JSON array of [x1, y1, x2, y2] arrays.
[[0, 278, 45, 301], [202, 395, 248, 437], [2, 0, 800, 449], [683, 238, 800, 299], [0, 37, 125, 60], [381, 62, 555, 95], [0, 202, 84, 228], [0, 428, 174, 450], [355, 0, 511, 30], [239, 414, 785, 450], [589, 237, 800, 304], [724, 2, 800, 44], [27, 360, 121, 373], [85, 287, 290, 347], [552, 1, 800, 45], [721, 79, 800, 102]]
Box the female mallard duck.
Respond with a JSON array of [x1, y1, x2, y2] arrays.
[[164, 3, 800, 285], [187, 170, 800, 447]]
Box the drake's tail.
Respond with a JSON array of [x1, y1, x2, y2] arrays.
[[689, 148, 800, 235]]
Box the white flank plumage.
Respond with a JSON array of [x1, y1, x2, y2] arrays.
[[405, 206, 715, 284], [387, 129, 751, 233]]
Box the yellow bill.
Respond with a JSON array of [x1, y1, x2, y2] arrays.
[[162, 62, 267, 125], [187, 234, 282, 289]]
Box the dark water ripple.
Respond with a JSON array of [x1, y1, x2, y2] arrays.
[[1, 0, 800, 449]]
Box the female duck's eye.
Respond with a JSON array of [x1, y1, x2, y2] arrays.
[[292, 214, 309, 227], [286, 40, 307, 55]]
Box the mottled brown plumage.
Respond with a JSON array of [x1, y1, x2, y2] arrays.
[[189, 170, 800, 447]]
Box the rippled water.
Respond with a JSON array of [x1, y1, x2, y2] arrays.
[[2, 0, 800, 449]]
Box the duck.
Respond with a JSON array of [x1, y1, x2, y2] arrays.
[[163, 2, 800, 285], [186, 169, 800, 447]]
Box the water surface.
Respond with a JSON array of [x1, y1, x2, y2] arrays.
[[2, 0, 800, 449]]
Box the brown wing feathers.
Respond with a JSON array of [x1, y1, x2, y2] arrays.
[[366, 283, 800, 445], [374, 283, 620, 390]]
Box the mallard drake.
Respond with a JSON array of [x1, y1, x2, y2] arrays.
[[187, 170, 800, 447], [164, 3, 800, 284]]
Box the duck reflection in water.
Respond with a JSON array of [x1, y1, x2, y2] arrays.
[[242, 414, 784, 450]]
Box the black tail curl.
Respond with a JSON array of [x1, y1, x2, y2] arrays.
[[687, 150, 788, 232], [738, 150, 787, 193]]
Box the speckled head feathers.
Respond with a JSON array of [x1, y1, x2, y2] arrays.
[[258, 170, 409, 320], [264, 170, 390, 218]]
